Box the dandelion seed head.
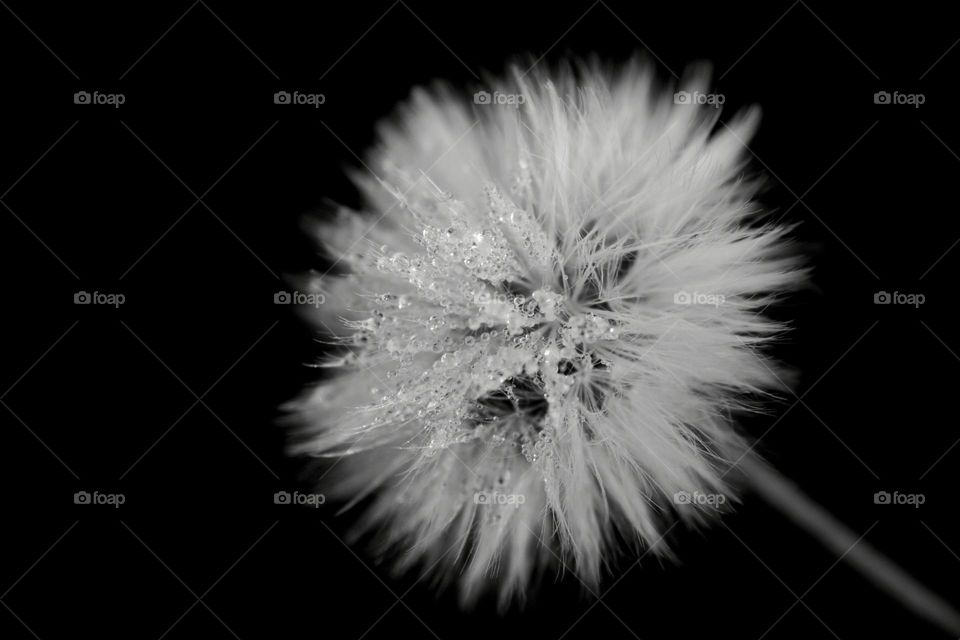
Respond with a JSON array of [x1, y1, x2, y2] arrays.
[[288, 58, 806, 608]]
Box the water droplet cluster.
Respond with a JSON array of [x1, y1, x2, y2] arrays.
[[326, 177, 622, 472]]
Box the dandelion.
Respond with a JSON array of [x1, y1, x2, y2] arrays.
[[286, 59, 960, 629]]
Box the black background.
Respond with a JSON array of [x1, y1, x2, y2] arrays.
[[1, 1, 958, 638]]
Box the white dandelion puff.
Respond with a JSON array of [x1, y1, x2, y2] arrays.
[[285, 58, 960, 629]]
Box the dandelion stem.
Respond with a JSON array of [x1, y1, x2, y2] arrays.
[[741, 456, 960, 635]]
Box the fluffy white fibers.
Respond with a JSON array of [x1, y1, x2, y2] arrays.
[[288, 58, 807, 608]]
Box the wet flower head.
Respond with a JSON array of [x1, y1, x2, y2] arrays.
[[289, 59, 805, 608]]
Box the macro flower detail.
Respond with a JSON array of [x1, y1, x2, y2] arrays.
[[288, 59, 805, 608]]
